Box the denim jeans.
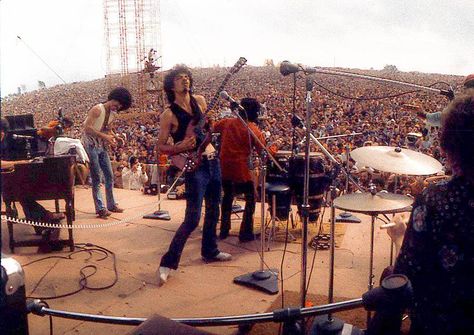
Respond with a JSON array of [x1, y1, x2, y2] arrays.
[[220, 180, 255, 239], [85, 145, 116, 213], [160, 158, 222, 269]]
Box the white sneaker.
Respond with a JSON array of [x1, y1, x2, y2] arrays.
[[158, 266, 171, 285], [202, 252, 232, 263]]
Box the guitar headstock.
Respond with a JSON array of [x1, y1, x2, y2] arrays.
[[229, 57, 247, 75]]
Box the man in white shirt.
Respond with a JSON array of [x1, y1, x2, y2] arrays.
[[122, 156, 148, 190]]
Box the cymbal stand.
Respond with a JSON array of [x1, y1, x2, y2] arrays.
[[336, 145, 361, 223]]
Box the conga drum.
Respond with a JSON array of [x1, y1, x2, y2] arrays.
[[290, 152, 329, 222], [266, 150, 291, 184]]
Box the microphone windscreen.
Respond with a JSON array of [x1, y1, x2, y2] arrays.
[[219, 91, 229, 100], [280, 61, 299, 76]]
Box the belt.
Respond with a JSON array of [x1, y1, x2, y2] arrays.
[[202, 152, 217, 160]]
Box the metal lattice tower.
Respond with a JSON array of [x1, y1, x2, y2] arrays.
[[103, 0, 162, 112]]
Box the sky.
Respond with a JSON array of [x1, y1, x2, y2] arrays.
[[1, 0, 473, 97]]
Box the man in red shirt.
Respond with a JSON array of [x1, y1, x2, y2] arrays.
[[214, 98, 271, 242]]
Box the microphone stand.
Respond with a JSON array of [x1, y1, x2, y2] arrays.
[[300, 77, 313, 317], [143, 159, 171, 221], [25, 138, 32, 159], [230, 104, 283, 295], [291, 73, 298, 156]]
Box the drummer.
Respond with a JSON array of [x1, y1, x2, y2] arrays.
[[214, 98, 279, 242], [393, 90, 474, 334]]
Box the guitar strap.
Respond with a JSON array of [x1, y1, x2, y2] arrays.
[[100, 105, 111, 132]]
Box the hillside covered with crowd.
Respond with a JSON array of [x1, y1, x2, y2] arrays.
[[1, 65, 464, 193]]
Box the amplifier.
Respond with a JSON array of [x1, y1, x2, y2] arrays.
[[144, 184, 158, 196], [4, 128, 42, 160], [5, 114, 35, 130]]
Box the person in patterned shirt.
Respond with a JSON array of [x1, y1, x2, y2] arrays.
[[394, 89, 474, 335]]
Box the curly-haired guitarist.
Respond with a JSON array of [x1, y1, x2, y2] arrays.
[[157, 65, 232, 285]]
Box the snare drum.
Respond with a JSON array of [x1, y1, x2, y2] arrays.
[[290, 153, 329, 222]]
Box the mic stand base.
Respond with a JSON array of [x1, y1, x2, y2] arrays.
[[335, 211, 361, 224], [310, 315, 345, 335], [232, 204, 245, 214], [143, 210, 171, 221], [234, 269, 279, 295]]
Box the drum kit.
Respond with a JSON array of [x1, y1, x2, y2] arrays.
[[325, 144, 443, 325]]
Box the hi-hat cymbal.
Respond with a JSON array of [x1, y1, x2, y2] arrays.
[[333, 192, 413, 214], [351, 146, 443, 175]]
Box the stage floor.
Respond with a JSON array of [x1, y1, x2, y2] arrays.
[[1, 186, 399, 334]]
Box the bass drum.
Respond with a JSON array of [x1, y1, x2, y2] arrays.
[[290, 153, 330, 222]]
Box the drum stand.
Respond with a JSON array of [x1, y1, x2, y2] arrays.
[[266, 189, 296, 251], [336, 146, 361, 223]]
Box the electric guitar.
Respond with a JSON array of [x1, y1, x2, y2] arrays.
[[170, 57, 247, 171]]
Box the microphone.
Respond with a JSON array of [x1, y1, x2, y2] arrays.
[[280, 60, 318, 76], [440, 88, 455, 101], [12, 134, 34, 140], [219, 91, 246, 112], [280, 61, 301, 76]]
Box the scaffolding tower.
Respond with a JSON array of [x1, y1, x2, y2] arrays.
[[103, 0, 162, 112]]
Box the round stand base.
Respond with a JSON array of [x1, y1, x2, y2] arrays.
[[336, 211, 362, 223], [252, 271, 272, 280], [310, 315, 344, 335]]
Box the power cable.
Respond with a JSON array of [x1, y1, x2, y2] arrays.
[[23, 243, 118, 300]]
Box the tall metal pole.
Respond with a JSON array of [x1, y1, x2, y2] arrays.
[[300, 77, 313, 310]]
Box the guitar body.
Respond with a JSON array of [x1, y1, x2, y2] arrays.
[[169, 57, 247, 172], [170, 120, 212, 171]]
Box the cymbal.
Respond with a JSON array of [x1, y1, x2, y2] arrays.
[[275, 150, 292, 156], [350, 146, 443, 175], [295, 152, 322, 157], [333, 192, 413, 214]]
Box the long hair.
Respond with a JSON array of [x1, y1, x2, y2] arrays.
[[238, 98, 261, 122], [440, 89, 474, 177], [108, 87, 132, 111], [163, 65, 193, 104]]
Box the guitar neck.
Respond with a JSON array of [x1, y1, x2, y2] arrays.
[[205, 72, 234, 117]]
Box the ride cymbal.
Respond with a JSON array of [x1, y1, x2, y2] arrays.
[[351, 146, 442, 175], [333, 192, 413, 214]]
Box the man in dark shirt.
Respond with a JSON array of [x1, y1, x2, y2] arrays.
[[394, 90, 474, 334], [156, 65, 231, 285]]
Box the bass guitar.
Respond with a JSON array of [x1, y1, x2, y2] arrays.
[[170, 57, 247, 171]]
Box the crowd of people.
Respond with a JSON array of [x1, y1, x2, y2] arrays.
[[1, 65, 465, 196]]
